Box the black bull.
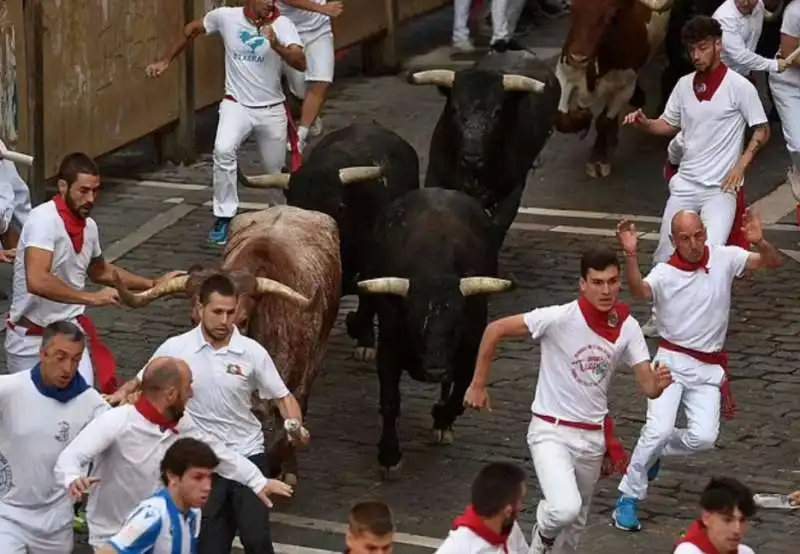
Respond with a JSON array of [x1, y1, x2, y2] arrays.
[[239, 122, 420, 362], [408, 51, 560, 248], [357, 188, 514, 477]]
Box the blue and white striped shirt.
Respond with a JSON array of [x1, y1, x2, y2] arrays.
[[107, 489, 200, 554]]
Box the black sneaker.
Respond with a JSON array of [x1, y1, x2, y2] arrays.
[[490, 39, 525, 53]]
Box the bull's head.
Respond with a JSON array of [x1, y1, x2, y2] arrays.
[[357, 275, 514, 383], [242, 166, 384, 220], [408, 69, 545, 192], [112, 267, 312, 332], [564, 0, 674, 69]]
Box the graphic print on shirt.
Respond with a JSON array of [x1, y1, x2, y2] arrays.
[[0, 450, 13, 495], [236, 29, 267, 61], [571, 344, 614, 387], [54, 421, 71, 443], [226, 363, 244, 377]]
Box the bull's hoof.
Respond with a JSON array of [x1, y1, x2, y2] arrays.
[[432, 428, 454, 445], [379, 459, 403, 480], [353, 346, 376, 362], [585, 161, 612, 179]]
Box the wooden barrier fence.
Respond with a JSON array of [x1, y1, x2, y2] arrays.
[[0, 0, 451, 204]]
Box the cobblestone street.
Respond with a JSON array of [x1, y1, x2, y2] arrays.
[[4, 5, 800, 553]]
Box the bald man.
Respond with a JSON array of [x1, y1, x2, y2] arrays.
[[610, 209, 781, 532], [54, 356, 293, 551]]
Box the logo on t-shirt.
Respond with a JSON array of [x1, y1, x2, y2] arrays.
[[54, 421, 71, 443], [0, 451, 13, 495], [226, 363, 244, 377], [235, 29, 267, 62], [570, 344, 614, 387]]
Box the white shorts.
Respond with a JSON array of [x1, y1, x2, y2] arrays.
[[0, 516, 72, 554], [285, 30, 335, 97]]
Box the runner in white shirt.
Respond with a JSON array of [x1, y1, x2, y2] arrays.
[[769, 0, 800, 196], [464, 247, 672, 554], [624, 15, 770, 334], [0, 321, 108, 554], [280, 0, 343, 151], [53, 356, 294, 550], [714, 0, 787, 75], [0, 139, 31, 250], [108, 273, 308, 553], [673, 477, 757, 554], [4, 152, 180, 390], [612, 210, 781, 532], [146, 0, 306, 247], [435, 462, 530, 554], [97, 437, 218, 554]]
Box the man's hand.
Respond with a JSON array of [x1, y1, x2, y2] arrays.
[[102, 390, 140, 407], [652, 361, 673, 396], [68, 476, 100, 501], [791, 490, 800, 505], [257, 479, 294, 508], [322, 1, 344, 17], [263, 25, 279, 47], [722, 163, 746, 194], [0, 249, 15, 263], [145, 60, 170, 78], [622, 109, 649, 127], [89, 288, 121, 307], [778, 58, 789, 72], [616, 220, 638, 256], [463, 384, 491, 411], [741, 207, 764, 244]]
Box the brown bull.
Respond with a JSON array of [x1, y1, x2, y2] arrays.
[[114, 206, 341, 486], [555, 0, 673, 178]]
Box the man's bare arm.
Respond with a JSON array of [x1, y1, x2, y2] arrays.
[[274, 394, 303, 422], [163, 19, 207, 65], [737, 123, 770, 170], [273, 43, 306, 71], [746, 238, 783, 270], [25, 248, 96, 305], [644, 118, 680, 137], [623, 252, 653, 301], [88, 257, 154, 290], [472, 315, 530, 387]]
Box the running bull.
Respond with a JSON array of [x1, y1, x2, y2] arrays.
[[113, 206, 341, 486], [555, 0, 673, 178], [408, 51, 557, 247], [357, 188, 513, 478], [240, 122, 420, 363]]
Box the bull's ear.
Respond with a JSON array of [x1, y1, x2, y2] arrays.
[[437, 86, 451, 98]]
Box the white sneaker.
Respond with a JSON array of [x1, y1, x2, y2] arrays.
[[530, 525, 554, 554], [452, 39, 476, 53], [309, 118, 323, 137]]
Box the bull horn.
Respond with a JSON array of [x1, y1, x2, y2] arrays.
[[407, 69, 456, 88], [635, 0, 673, 12], [255, 277, 311, 307], [246, 173, 292, 189], [459, 277, 514, 297], [357, 277, 410, 297], [502, 74, 546, 94], [338, 166, 383, 184], [113, 272, 190, 308]]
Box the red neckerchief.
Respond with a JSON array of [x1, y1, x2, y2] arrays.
[[668, 246, 710, 273], [53, 195, 86, 253], [675, 520, 731, 554], [135, 396, 179, 434], [577, 296, 631, 344], [452, 505, 510, 553], [243, 5, 280, 28], [693, 63, 728, 102]]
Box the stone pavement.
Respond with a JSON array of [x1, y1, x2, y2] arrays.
[[2, 4, 800, 554]]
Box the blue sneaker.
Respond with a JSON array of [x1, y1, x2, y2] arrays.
[[207, 218, 231, 246], [647, 458, 661, 482], [612, 495, 642, 532]]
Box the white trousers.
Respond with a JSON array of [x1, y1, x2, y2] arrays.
[[0, 140, 32, 239], [527, 416, 604, 554], [452, 0, 525, 44], [4, 323, 95, 387], [768, 71, 800, 169], [0, 517, 72, 554], [618, 349, 723, 501], [212, 99, 288, 218], [285, 31, 335, 96], [653, 174, 737, 264]]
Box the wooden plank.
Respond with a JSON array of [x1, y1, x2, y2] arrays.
[[398, 0, 451, 22], [176, 0, 196, 162], [362, 0, 399, 75], [22, 0, 44, 205]]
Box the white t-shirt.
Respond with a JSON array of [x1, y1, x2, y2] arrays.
[[645, 245, 750, 353], [107, 489, 200, 554], [774, 0, 800, 86], [714, 0, 778, 74], [0, 370, 108, 534], [137, 326, 290, 458], [661, 70, 767, 188], [523, 300, 651, 425], [203, 7, 303, 107], [9, 200, 102, 326], [278, 0, 332, 42], [674, 543, 755, 554], [53, 404, 268, 547], [434, 522, 529, 554]]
